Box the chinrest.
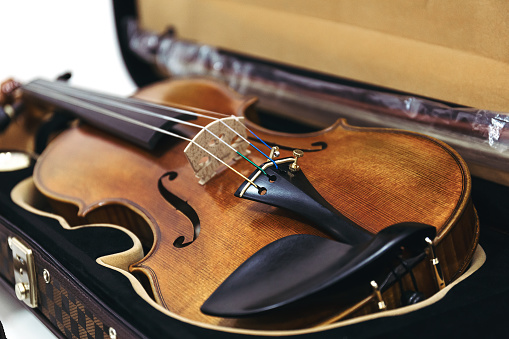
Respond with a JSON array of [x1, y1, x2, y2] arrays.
[[201, 222, 436, 317]]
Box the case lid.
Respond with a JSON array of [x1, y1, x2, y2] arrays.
[[138, 0, 509, 111]]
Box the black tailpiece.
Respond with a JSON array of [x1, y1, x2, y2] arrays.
[[234, 160, 371, 245]]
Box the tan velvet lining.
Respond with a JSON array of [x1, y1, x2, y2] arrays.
[[138, 0, 509, 112]]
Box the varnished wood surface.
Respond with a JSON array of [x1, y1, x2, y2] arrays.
[[31, 79, 478, 330]]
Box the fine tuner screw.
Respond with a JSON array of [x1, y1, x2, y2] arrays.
[[269, 146, 280, 159], [289, 149, 304, 172]]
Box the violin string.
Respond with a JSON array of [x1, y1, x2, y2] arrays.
[[229, 117, 279, 169], [27, 83, 271, 176], [42, 80, 277, 166], [215, 119, 278, 169], [36, 80, 229, 119], [28, 82, 221, 126], [32, 80, 278, 168], [23, 84, 262, 188]]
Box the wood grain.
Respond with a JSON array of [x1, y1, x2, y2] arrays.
[[32, 78, 479, 330]]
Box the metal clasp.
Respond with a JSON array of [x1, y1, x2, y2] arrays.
[[8, 237, 38, 308], [370, 280, 387, 311], [425, 237, 446, 290]]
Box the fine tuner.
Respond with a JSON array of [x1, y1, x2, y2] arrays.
[[289, 149, 304, 172]]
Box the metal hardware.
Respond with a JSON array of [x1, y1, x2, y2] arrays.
[[15, 282, 29, 300], [425, 237, 446, 290], [237, 157, 294, 197], [8, 237, 38, 307], [269, 146, 280, 160], [109, 327, 117, 339], [370, 280, 387, 310], [289, 149, 304, 172], [313, 280, 388, 327], [43, 269, 51, 284]]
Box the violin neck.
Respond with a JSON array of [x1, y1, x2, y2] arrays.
[[21, 79, 195, 150]]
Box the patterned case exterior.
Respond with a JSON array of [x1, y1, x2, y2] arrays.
[[0, 218, 141, 339], [0, 230, 13, 287], [37, 265, 112, 339]]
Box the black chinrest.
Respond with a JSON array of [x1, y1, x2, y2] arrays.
[[201, 222, 435, 317]]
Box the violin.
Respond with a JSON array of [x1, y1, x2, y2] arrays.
[[4, 77, 479, 332]]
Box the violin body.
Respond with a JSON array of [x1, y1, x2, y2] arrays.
[[24, 78, 478, 331]]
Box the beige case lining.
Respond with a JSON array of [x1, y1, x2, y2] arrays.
[[138, 0, 509, 112]]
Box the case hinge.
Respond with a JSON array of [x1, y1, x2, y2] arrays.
[[8, 237, 38, 308]]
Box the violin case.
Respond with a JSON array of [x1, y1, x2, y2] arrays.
[[1, 0, 509, 338]]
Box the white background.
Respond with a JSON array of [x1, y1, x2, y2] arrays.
[[0, 1, 136, 338], [0, 0, 135, 94]]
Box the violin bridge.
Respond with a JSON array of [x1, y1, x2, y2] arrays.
[[184, 117, 249, 184]]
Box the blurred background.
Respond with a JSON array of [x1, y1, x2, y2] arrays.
[[0, 1, 135, 94]]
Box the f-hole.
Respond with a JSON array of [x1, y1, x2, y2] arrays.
[[158, 171, 201, 248]]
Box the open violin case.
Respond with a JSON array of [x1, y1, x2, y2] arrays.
[[1, 1, 509, 338]]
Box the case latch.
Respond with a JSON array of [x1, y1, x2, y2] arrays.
[[8, 237, 38, 308]]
